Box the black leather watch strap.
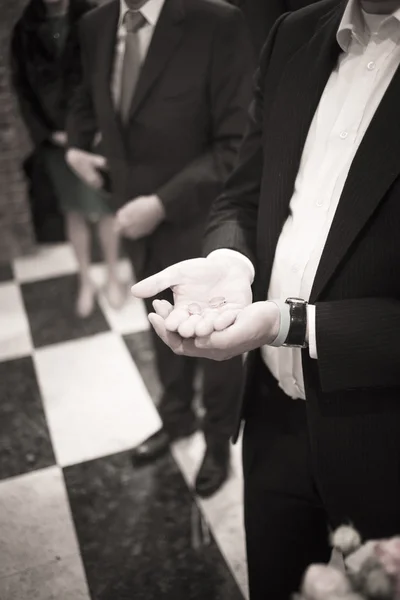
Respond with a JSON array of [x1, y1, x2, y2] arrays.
[[283, 298, 308, 348]]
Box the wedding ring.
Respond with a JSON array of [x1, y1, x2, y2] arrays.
[[208, 296, 227, 309], [187, 302, 202, 316]]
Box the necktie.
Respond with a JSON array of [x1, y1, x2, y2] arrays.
[[119, 11, 147, 122]]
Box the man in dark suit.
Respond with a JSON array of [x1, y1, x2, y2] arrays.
[[131, 0, 400, 597], [66, 0, 253, 497]]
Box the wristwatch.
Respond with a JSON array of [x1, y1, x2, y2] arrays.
[[282, 297, 308, 348]]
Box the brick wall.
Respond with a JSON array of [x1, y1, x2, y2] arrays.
[[0, 0, 36, 262]]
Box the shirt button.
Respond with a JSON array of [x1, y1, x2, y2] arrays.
[[292, 264, 299, 273], [339, 131, 348, 140], [53, 32, 60, 39], [367, 61, 376, 70], [316, 199, 323, 207]]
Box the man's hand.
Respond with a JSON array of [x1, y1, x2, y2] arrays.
[[66, 147, 107, 190], [148, 299, 280, 361], [115, 195, 166, 240], [131, 254, 254, 337], [51, 131, 67, 147]]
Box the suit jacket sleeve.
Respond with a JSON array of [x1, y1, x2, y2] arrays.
[[156, 8, 255, 226], [67, 19, 98, 151], [202, 14, 286, 265], [315, 298, 400, 392], [10, 28, 51, 146]]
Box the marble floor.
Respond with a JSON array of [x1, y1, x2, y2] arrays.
[[0, 244, 247, 600]]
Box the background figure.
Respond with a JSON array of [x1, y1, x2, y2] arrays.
[[67, 0, 254, 497], [10, 0, 126, 318]]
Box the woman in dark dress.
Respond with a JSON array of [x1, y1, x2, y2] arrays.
[[11, 0, 126, 317]]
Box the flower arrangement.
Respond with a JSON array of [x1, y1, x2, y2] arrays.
[[295, 526, 400, 600]]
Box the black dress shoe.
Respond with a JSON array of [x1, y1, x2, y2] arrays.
[[131, 429, 170, 467], [195, 442, 230, 498], [131, 424, 197, 467]]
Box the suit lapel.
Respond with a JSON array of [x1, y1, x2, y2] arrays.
[[94, 0, 126, 156], [310, 63, 400, 301], [128, 0, 185, 119], [97, 1, 119, 87], [260, 4, 343, 284]]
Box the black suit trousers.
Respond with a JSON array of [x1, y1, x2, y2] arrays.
[[144, 291, 242, 443], [129, 240, 243, 444], [242, 357, 400, 600], [126, 239, 243, 442]]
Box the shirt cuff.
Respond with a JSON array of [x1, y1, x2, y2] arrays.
[[307, 304, 318, 359], [268, 300, 290, 346], [207, 249, 255, 283]]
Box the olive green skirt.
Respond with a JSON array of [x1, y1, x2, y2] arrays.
[[41, 145, 112, 218]]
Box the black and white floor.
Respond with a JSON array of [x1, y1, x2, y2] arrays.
[[0, 244, 247, 600]]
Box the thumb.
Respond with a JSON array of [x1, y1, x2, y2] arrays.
[[131, 264, 182, 298]]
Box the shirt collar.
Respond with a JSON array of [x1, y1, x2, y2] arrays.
[[118, 0, 165, 29], [337, 0, 400, 51]]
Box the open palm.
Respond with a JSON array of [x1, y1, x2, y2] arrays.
[[131, 256, 253, 337]]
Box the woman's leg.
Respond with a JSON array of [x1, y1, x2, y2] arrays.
[[65, 211, 95, 318], [97, 214, 126, 309]]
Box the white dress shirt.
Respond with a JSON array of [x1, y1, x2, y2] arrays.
[[111, 0, 165, 107], [212, 0, 400, 399]]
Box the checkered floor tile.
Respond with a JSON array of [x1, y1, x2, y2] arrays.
[[0, 244, 247, 600]]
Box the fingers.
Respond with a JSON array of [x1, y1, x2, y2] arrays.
[[152, 299, 173, 319], [91, 154, 108, 169], [148, 313, 202, 357], [69, 157, 103, 189], [177, 314, 202, 338], [86, 155, 107, 188], [69, 153, 106, 189], [68, 149, 106, 171], [148, 312, 240, 360], [151, 301, 236, 338], [150, 303, 240, 337], [131, 264, 182, 298], [164, 307, 190, 331], [193, 307, 240, 337], [148, 313, 184, 353], [193, 312, 215, 337]]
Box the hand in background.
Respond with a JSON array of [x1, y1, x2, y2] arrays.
[[115, 195, 166, 240], [132, 253, 254, 338], [51, 131, 67, 147], [66, 147, 107, 190]]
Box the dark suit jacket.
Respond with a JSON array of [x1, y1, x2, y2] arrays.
[[11, 0, 95, 147], [10, 0, 94, 243], [67, 0, 254, 274], [203, 0, 400, 516], [240, 0, 324, 54]]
